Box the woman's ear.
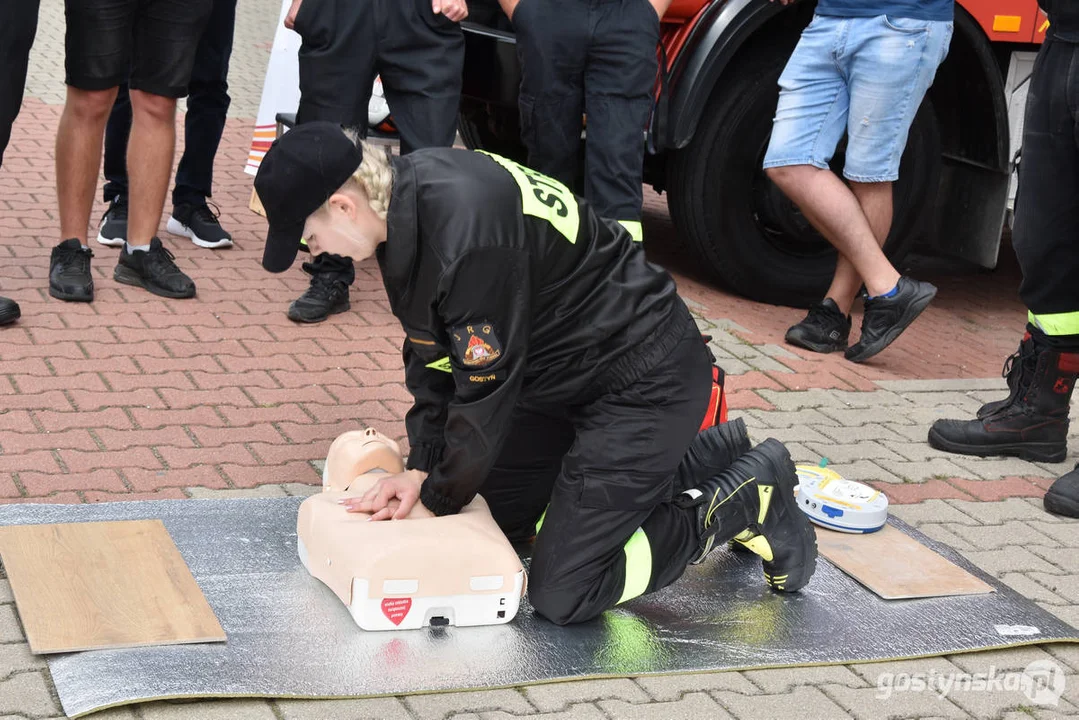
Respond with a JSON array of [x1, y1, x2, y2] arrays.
[[327, 192, 358, 221]]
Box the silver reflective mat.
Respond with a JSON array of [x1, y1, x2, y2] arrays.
[[0, 498, 1075, 718]]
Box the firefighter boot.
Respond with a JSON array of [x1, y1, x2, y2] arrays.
[[928, 345, 1078, 463], [1045, 464, 1079, 518], [976, 333, 1036, 420], [676, 438, 818, 592], [673, 417, 752, 494]]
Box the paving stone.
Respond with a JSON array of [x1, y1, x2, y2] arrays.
[[947, 647, 1057, 674], [75, 708, 139, 720], [523, 679, 650, 713], [963, 547, 1061, 576], [950, 457, 1053, 480], [633, 671, 756, 701], [478, 702, 607, 719], [757, 426, 833, 445], [0, 642, 45, 678], [139, 700, 279, 719], [819, 408, 915, 427], [904, 406, 978, 426], [823, 390, 912, 408], [804, 441, 904, 464], [1045, 644, 1079, 672], [890, 499, 980, 527], [0, 671, 60, 717], [782, 441, 820, 464], [886, 458, 975, 483], [280, 483, 320, 497], [998, 573, 1070, 605], [0, 606, 23, 643], [405, 690, 533, 719], [746, 408, 837, 429], [745, 355, 792, 373], [1024, 522, 1079, 548], [742, 665, 867, 694], [883, 441, 975, 463], [877, 379, 1008, 393], [849, 658, 965, 684], [756, 343, 802, 361], [821, 682, 972, 719], [714, 686, 853, 720], [817, 424, 908, 444], [885, 422, 941, 442], [948, 499, 1063, 525], [914, 523, 977, 551], [819, 460, 903, 484], [757, 389, 849, 411], [0, 580, 11, 603], [1029, 546, 1079, 575], [599, 692, 733, 719], [901, 391, 987, 411], [276, 697, 413, 719], [1043, 603, 1079, 629], [949, 521, 1058, 550], [185, 485, 288, 499]]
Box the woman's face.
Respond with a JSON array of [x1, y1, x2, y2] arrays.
[[302, 190, 386, 262]]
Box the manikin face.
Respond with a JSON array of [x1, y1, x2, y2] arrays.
[[302, 188, 386, 263]]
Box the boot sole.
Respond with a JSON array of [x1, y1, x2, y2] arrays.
[[287, 301, 350, 323], [113, 265, 196, 299], [0, 304, 20, 325], [845, 284, 937, 363], [167, 217, 234, 249], [49, 285, 94, 303], [784, 331, 847, 354], [1045, 491, 1079, 518], [927, 426, 1067, 463], [95, 230, 125, 248]]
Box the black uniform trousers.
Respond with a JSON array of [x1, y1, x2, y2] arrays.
[[294, 0, 465, 282], [1011, 35, 1079, 349], [512, 0, 659, 226], [103, 0, 237, 208], [477, 320, 712, 625], [0, 0, 42, 168]]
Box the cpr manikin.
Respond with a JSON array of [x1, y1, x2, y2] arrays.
[[297, 428, 526, 630]]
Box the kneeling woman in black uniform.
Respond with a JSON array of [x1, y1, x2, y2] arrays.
[[255, 122, 817, 625]]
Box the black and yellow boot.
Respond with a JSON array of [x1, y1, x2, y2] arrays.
[[929, 339, 1078, 463], [673, 417, 752, 494], [676, 438, 817, 592]]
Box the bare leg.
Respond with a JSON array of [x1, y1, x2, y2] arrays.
[[766, 165, 900, 301], [825, 181, 893, 314], [126, 89, 177, 247], [56, 86, 118, 243]]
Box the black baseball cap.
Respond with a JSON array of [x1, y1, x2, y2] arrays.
[[254, 121, 363, 273]]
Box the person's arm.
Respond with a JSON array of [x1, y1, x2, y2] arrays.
[[285, 0, 303, 28], [418, 248, 533, 516], [401, 331, 456, 473], [434, 0, 469, 22]]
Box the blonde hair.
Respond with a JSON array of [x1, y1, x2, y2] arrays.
[[338, 129, 394, 219]]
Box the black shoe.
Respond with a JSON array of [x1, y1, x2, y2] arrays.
[[0, 296, 20, 325], [845, 277, 937, 363], [676, 438, 817, 592], [96, 195, 127, 247], [113, 237, 196, 299], [1045, 465, 1079, 518], [49, 238, 94, 302], [785, 299, 851, 353], [977, 332, 1036, 419], [674, 417, 752, 494], [167, 202, 233, 249], [287, 261, 350, 323], [928, 344, 1077, 463]]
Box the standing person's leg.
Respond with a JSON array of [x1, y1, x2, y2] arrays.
[[929, 38, 1079, 477], [581, 0, 659, 241], [287, 0, 376, 323], [166, 0, 238, 250], [112, 0, 212, 299], [52, 0, 133, 303], [97, 84, 133, 247], [0, 0, 41, 324], [377, 0, 464, 154], [510, 0, 588, 192]]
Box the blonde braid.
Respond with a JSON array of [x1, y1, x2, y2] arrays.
[[337, 129, 393, 219]]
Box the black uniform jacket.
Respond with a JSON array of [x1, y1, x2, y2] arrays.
[[1041, 0, 1079, 41], [376, 148, 692, 516]]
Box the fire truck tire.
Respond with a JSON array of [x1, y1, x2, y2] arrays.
[[667, 51, 940, 309]]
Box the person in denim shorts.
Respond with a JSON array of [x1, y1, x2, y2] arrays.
[[764, 0, 953, 363]]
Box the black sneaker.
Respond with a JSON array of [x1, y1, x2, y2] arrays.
[[845, 277, 937, 363], [785, 298, 851, 353], [1045, 465, 1079, 518], [0, 296, 20, 325], [676, 438, 817, 592], [167, 202, 233, 249], [49, 238, 94, 302], [113, 237, 196, 299], [287, 261, 350, 323], [96, 195, 127, 247]]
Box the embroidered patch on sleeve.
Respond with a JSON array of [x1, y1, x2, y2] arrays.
[[450, 322, 503, 368]]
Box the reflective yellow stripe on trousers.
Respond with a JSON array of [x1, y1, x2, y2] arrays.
[[1030, 310, 1079, 336]]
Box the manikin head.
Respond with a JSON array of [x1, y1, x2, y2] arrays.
[[255, 122, 393, 273]]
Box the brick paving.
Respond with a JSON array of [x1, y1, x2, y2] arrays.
[[2, 1, 1079, 717]]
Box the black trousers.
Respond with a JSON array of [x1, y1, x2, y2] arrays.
[[478, 318, 713, 625], [1011, 35, 1079, 347], [512, 0, 659, 224], [103, 0, 237, 207], [0, 0, 41, 168], [295, 0, 465, 281]]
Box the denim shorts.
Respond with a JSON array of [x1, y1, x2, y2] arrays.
[[763, 14, 953, 183]]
